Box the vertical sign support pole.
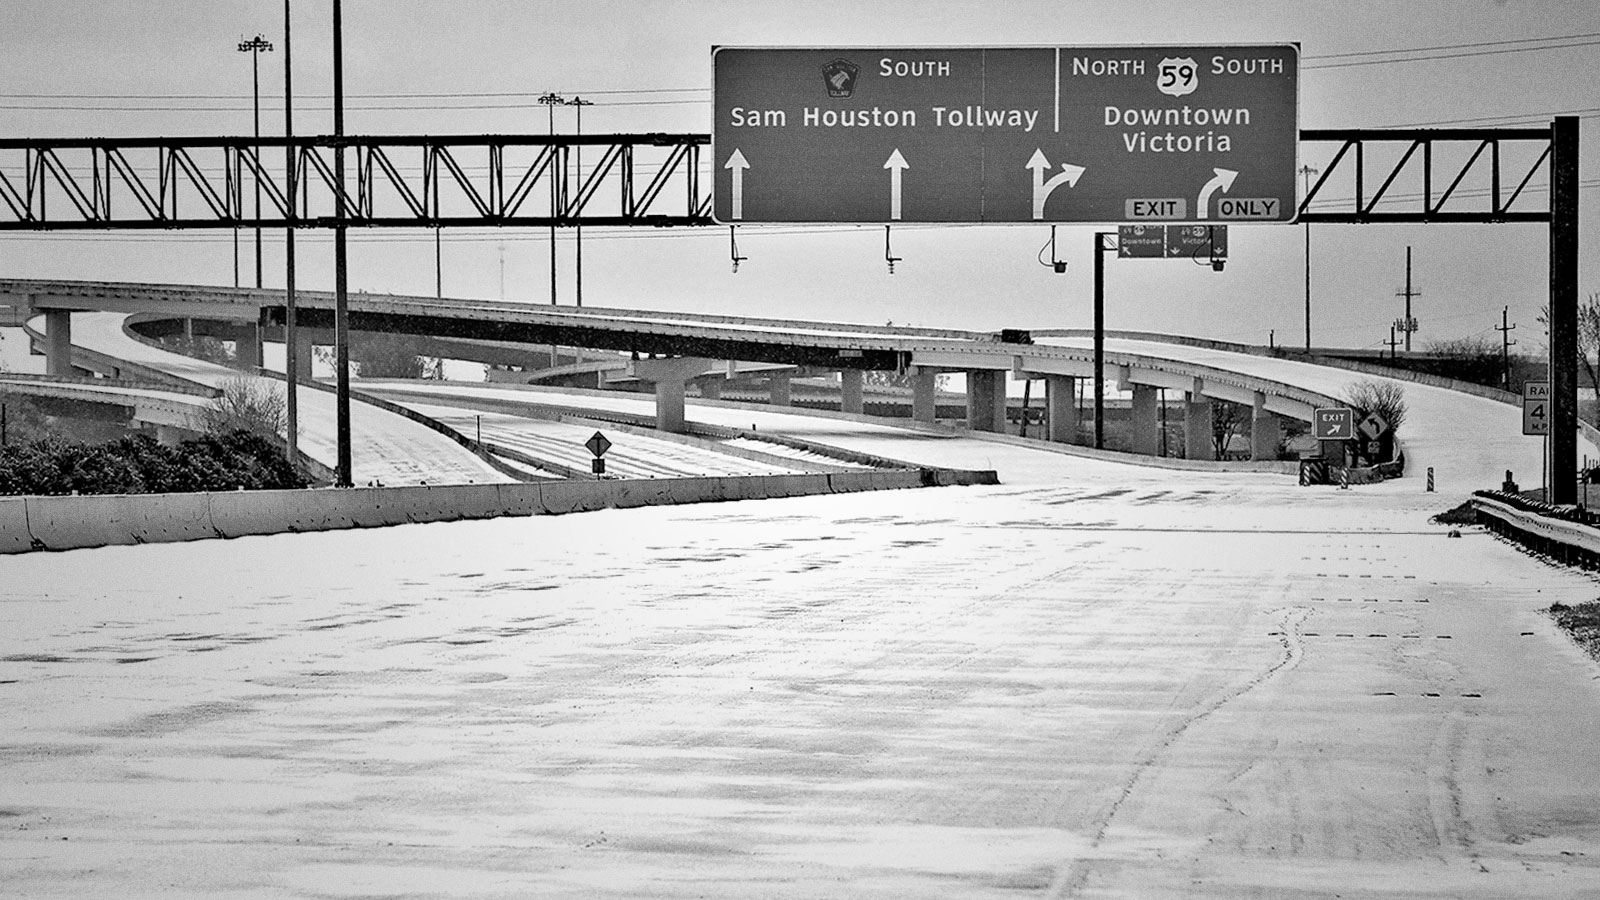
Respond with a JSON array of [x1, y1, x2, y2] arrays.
[[1093, 231, 1110, 450], [283, 0, 298, 473], [1550, 115, 1579, 505], [332, 0, 352, 487]]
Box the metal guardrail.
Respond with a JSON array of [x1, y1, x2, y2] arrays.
[[1472, 492, 1600, 570]]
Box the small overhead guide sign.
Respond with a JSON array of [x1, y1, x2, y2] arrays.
[[713, 44, 1299, 224]]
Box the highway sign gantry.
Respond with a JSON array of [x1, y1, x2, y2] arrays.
[[713, 45, 1299, 224]]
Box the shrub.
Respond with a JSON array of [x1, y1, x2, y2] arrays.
[[0, 430, 306, 496]]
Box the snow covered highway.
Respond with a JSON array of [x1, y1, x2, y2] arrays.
[[7, 380, 1600, 896], [7, 300, 1600, 896]]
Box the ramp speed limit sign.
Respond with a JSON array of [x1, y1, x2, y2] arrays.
[[1523, 382, 1551, 435]]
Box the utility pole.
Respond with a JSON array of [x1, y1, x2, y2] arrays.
[[1495, 306, 1517, 389], [567, 96, 593, 307], [237, 33, 273, 289], [1385, 325, 1400, 361], [1300, 164, 1317, 350], [1395, 245, 1421, 353]]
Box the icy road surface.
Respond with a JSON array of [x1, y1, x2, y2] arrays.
[[5, 459, 1600, 898]]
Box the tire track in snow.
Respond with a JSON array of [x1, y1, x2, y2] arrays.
[[1048, 605, 1311, 898]]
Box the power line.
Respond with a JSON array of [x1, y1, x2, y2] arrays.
[[1304, 30, 1600, 61]]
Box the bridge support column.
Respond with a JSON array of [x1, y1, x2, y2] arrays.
[[966, 369, 1005, 433], [767, 374, 791, 407], [233, 323, 262, 369], [629, 356, 714, 434], [1251, 391, 1280, 461], [1185, 380, 1214, 460], [292, 332, 315, 381], [1046, 375, 1077, 443], [1131, 384, 1161, 456], [43, 309, 73, 377], [839, 369, 865, 415], [911, 370, 938, 423]]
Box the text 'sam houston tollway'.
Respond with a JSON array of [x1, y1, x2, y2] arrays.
[[713, 45, 1299, 224]]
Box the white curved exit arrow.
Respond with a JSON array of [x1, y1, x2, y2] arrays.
[[1196, 167, 1238, 220]]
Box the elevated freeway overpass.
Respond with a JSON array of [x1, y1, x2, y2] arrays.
[[2, 279, 1343, 464]]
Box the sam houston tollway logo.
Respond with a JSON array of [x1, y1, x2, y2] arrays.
[[822, 58, 860, 98]]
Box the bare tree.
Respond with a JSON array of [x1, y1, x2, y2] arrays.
[[193, 375, 288, 440], [1211, 400, 1250, 459], [1342, 379, 1407, 463], [1539, 292, 1600, 422]]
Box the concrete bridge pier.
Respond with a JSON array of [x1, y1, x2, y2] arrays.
[[1185, 379, 1214, 461], [1046, 375, 1077, 443], [233, 323, 263, 370], [911, 369, 938, 424], [767, 373, 791, 407], [43, 309, 73, 377], [966, 369, 1005, 433], [290, 332, 315, 382], [629, 356, 714, 433], [1251, 391, 1281, 461], [839, 369, 864, 415], [1131, 384, 1161, 456]]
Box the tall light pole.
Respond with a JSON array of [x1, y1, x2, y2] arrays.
[[1299, 163, 1317, 351], [563, 93, 588, 304], [537, 92, 565, 306], [282, 1, 298, 472], [332, 0, 351, 487], [237, 33, 273, 289]]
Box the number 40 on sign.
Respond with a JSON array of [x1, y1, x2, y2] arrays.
[[1523, 381, 1551, 436]]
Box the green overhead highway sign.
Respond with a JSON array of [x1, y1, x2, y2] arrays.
[[1116, 224, 1228, 259], [713, 45, 1299, 224]]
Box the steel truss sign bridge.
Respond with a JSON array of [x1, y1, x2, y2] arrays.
[[0, 134, 710, 229], [713, 45, 1299, 224], [0, 114, 1577, 503]]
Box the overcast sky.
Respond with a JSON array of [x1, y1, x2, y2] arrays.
[[1, 0, 1596, 354]]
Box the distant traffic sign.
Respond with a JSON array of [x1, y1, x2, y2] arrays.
[[1524, 382, 1551, 435], [1313, 407, 1355, 441], [1117, 224, 1166, 258], [1117, 224, 1228, 259], [1166, 224, 1228, 259], [586, 431, 612, 458], [713, 45, 1299, 224]]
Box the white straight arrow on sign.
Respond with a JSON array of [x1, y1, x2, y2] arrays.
[[1196, 167, 1238, 220], [724, 149, 749, 220], [884, 149, 908, 220]]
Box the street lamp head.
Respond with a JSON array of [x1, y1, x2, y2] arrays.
[[238, 34, 273, 53]]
